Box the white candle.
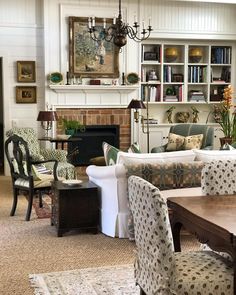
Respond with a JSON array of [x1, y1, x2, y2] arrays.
[[113, 15, 116, 25], [148, 16, 151, 26], [142, 20, 145, 30], [92, 16, 95, 27], [103, 18, 106, 29], [134, 13, 137, 23], [66, 62, 69, 72]]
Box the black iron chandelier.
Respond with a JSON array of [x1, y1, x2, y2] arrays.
[[88, 0, 152, 49]]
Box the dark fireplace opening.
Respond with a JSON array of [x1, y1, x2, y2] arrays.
[[68, 125, 120, 166]]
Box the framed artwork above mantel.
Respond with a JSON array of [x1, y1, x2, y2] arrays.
[[68, 16, 119, 78]]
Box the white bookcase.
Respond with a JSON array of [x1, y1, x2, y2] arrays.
[[140, 41, 234, 105]]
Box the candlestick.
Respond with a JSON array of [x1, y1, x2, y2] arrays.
[[66, 71, 70, 85]]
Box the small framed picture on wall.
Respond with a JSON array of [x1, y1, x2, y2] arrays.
[[16, 86, 37, 103], [17, 61, 36, 82]]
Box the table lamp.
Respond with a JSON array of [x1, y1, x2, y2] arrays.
[[37, 111, 58, 139]]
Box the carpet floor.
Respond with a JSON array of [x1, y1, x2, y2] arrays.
[[0, 176, 200, 295]]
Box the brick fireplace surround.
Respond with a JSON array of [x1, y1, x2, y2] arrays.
[[56, 108, 131, 170]]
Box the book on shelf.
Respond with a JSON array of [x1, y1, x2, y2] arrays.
[[142, 118, 159, 124], [163, 95, 179, 102]]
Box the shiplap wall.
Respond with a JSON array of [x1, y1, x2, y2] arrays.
[[2, 0, 236, 174]]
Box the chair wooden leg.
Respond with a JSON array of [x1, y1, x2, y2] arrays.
[[38, 191, 43, 208], [140, 288, 146, 295], [26, 191, 33, 221], [10, 188, 18, 216]]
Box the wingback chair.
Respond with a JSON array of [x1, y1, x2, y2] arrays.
[[5, 134, 59, 221], [128, 175, 233, 295], [151, 123, 214, 153], [6, 127, 76, 179]]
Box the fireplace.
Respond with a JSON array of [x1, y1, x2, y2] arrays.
[[68, 125, 120, 166]]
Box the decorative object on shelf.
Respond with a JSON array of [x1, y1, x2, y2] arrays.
[[121, 72, 125, 85], [173, 74, 184, 83], [69, 17, 119, 78], [165, 47, 178, 62], [66, 72, 70, 85], [166, 106, 175, 124], [144, 52, 158, 61], [148, 69, 158, 81], [17, 61, 36, 82], [90, 79, 101, 85], [37, 110, 58, 139], [127, 99, 151, 152], [49, 72, 63, 84], [16, 86, 37, 104], [126, 72, 139, 85], [191, 106, 200, 123], [176, 112, 190, 123], [88, 0, 152, 49], [189, 47, 203, 63], [61, 119, 85, 136], [216, 85, 236, 146]]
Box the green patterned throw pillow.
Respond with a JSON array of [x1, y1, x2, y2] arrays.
[[128, 142, 141, 153], [102, 142, 120, 166]]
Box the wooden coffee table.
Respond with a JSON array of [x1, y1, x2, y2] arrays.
[[51, 180, 99, 237]]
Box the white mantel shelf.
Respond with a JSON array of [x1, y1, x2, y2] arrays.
[[49, 84, 139, 94]]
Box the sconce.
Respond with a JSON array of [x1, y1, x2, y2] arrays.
[[127, 99, 151, 152], [37, 111, 58, 139]]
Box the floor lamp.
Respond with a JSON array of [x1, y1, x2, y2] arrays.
[[127, 99, 150, 152]]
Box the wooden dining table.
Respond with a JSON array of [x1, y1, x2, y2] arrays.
[[167, 195, 236, 294]]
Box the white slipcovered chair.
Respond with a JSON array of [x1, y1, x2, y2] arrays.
[[128, 175, 233, 295]]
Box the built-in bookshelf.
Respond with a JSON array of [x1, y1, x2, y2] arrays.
[[140, 41, 233, 104]]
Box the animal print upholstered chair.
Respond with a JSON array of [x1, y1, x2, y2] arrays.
[[6, 127, 76, 179], [128, 175, 233, 295]]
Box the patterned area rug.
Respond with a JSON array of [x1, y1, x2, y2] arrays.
[[29, 264, 139, 295], [32, 195, 51, 219]]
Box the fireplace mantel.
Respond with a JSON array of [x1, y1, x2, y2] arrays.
[[49, 84, 139, 94]]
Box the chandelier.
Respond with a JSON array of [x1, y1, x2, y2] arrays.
[[88, 0, 152, 49]]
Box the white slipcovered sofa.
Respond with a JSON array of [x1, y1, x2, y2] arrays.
[[86, 149, 236, 238]]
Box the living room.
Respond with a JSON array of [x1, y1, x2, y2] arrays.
[[1, 0, 236, 294]]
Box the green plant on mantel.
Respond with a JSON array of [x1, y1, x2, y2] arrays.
[[62, 119, 85, 136]]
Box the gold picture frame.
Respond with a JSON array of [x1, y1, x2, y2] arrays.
[[69, 16, 119, 78], [16, 86, 37, 103], [17, 61, 36, 82]]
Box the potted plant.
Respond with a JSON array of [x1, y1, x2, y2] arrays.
[[214, 85, 236, 146], [62, 119, 85, 136]]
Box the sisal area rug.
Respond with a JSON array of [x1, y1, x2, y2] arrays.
[[29, 264, 139, 295]]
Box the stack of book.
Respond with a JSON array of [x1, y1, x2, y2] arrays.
[[188, 90, 205, 102], [163, 95, 179, 102], [142, 118, 159, 125]]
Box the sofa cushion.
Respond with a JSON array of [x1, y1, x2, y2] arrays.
[[103, 142, 120, 166], [184, 134, 203, 150], [166, 133, 203, 151], [125, 161, 204, 190], [128, 142, 141, 153], [194, 149, 236, 162], [117, 150, 196, 165]]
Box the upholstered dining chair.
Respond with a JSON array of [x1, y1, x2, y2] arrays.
[[200, 159, 236, 260], [151, 123, 214, 153], [5, 134, 59, 221], [6, 127, 76, 179], [128, 175, 233, 295]]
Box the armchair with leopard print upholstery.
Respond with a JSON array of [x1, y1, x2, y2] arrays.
[[128, 175, 233, 295], [6, 127, 76, 179]]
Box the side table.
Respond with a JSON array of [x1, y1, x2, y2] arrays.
[[51, 180, 100, 237]]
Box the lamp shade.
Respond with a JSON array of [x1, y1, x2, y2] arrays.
[[127, 99, 146, 109], [37, 111, 58, 122]]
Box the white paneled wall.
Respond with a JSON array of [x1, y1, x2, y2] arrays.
[[1, 0, 236, 174]]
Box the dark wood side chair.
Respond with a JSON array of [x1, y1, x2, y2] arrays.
[[5, 134, 58, 221]]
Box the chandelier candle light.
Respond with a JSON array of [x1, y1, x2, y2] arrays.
[[88, 0, 152, 49]]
